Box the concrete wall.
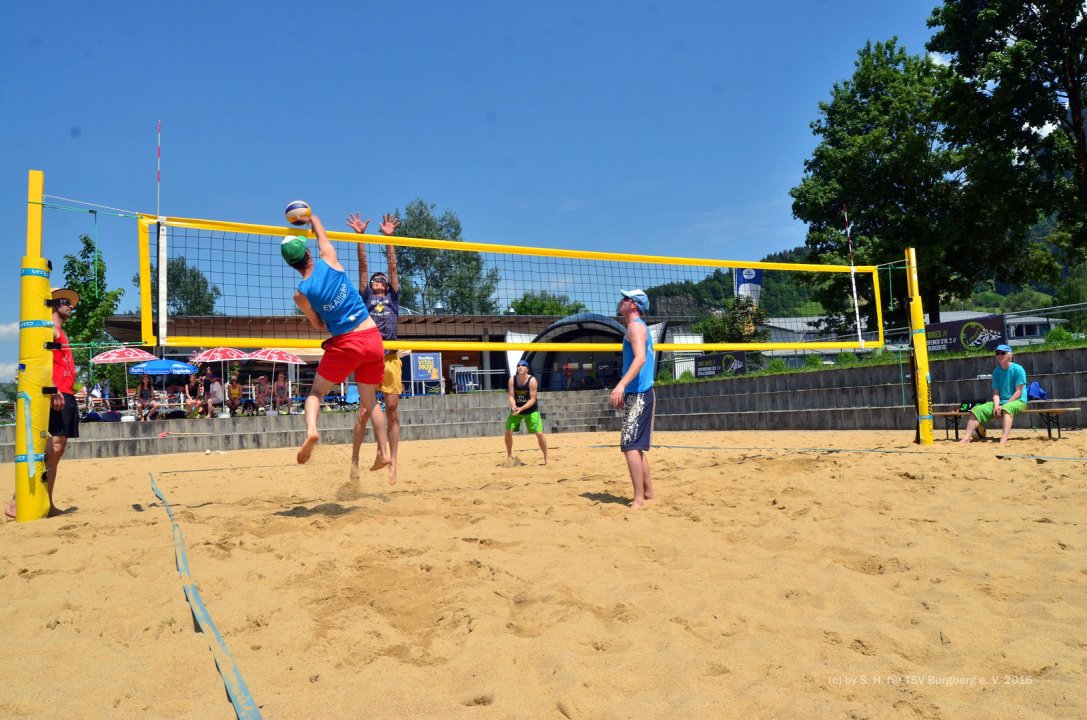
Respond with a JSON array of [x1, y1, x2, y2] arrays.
[[1, 348, 1082, 460]]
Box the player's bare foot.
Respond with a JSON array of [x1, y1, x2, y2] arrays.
[[387, 463, 398, 486], [349, 462, 360, 482], [47, 505, 67, 518], [644, 489, 656, 500], [958, 437, 972, 444], [297, 433, 319, 464], [3, 499, 15, 519], [369, 452, 392, 472], [999, 437, 1009, 445], [629, 499, 646, 511]]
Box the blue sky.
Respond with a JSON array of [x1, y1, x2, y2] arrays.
[[2, 1, 938, 380]]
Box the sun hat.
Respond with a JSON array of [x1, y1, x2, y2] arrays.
[[50, 287, 80, 308], [619, 289, 649, 314], [280, 236, 308, 265]]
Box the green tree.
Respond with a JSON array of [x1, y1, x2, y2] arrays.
[[133, 256, 221, 316], [62, 235, 127, 391], [928, 0, 1087, 258], [510, 291, 587, 316], [692, 295, 769, 343], [790, 38, 1055, 330], [392, 198, 500, 314], [1003, 288, 1055, 312]]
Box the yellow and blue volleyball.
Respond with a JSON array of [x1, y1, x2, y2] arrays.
[[285, 200, 312, 226]]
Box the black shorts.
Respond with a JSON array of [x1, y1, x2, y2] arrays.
[[49, 393, 80, 439]]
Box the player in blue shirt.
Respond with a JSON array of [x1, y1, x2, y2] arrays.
[[281, 213, 391, 476]]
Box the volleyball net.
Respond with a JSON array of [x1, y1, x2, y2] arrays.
[[135, 215, 886, 354]]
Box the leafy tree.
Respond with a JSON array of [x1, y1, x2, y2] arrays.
[[62, 235, 127, 391], [928, 0, 1087, 258], [790, 38, 1056, 329], [646, 269, 733, 318], [392, 198, 500, 314], [133, 256, 221, 316], [1003, 288, 1055, 312], [510, 291, 587, 316], [692, 295, 769, 344]]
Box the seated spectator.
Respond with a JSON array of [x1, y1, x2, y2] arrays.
[[272, 372, 291, 413], [136, 375, 159, 421], [205, 375, 225, 419], [184, 375, 204, 417], [960, 344, 1028, 445], [226, 374, 243, 416], [254, 375, 271, 411]]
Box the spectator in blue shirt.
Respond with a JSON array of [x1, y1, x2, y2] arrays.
[[961, 344, 1028, 445]]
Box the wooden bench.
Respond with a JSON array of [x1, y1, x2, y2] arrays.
[[932, 407, 1079, 441]]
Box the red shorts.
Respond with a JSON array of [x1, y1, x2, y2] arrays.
[[317, 327, 385, 385]]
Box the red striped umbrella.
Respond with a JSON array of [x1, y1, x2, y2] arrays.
[[245, 348, 306, 365], [91, 347, 157, 364], [90, 346, 158, 404]]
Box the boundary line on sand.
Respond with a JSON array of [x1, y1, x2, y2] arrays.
[[149, 472, 262, 720], [590, 444, 1087, 463]]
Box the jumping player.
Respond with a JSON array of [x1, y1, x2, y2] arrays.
[[281, 212, 391, 477], [347, 211, 404, 483]]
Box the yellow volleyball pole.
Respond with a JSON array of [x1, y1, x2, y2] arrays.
[[15, 170, 54, 521], [905, 247, 933, 445]]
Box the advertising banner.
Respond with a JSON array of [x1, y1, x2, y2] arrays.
[[694, 351, 747, 378], [925, 314, 1005, 353], [411, 352, 442, 381]]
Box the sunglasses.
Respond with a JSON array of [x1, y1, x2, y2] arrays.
[[56, 299, 73, 307], [995, 350, 1008, 356]]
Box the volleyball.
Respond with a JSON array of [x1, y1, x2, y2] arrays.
[[285, 200, 312, 226]]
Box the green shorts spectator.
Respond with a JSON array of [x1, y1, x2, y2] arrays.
[[506, 411, 543, 433], [971, 399, 1027, 424]]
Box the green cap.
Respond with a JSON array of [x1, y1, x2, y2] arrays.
[[281, 236, 308, 265]]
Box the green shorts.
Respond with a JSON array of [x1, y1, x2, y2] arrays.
[[506, 411, 543, 433], [971, 399, 1027, 424]]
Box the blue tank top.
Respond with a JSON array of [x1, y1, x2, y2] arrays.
[[297, 259, 370, 337], [621, 318, 655, 393]]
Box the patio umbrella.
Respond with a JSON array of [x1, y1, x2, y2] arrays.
[[130, 359, 199, 404], [91, 346, 158, 405], [246, 348, 307, 398], [189, 346, 250, 384], [131, 359, 198, 375]]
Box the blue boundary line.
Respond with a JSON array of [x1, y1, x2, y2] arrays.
[[589, 444, 1087, 462], [149, 472, 262, 720]]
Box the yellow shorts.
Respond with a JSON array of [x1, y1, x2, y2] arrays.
[[380, 352, 403, 395]]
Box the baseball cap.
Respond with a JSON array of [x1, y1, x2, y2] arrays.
[[517, 359, 529, 367], [995, 344, 1012, 353], [50, 287, 80, 308], [280, 236, 308, 265], [619, 289, 649, 314]]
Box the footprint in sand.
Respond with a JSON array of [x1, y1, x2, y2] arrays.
[[502, 456, 525, 468]]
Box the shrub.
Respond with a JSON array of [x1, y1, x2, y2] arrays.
[[1044, 325, 1074, 347], [766, 359, 788, 373]]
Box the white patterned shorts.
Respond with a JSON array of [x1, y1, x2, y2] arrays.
[[620, 388, 655, 452]]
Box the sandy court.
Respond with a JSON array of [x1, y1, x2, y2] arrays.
[[2, 428, 1086, 719]]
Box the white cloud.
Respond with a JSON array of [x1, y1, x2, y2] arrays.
[[0, 363, 17, 383], [928, 52, 950, 67], [0, 322, 18, 340]]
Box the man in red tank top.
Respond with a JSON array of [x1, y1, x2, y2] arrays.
[[5, 287, 81, 519]]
